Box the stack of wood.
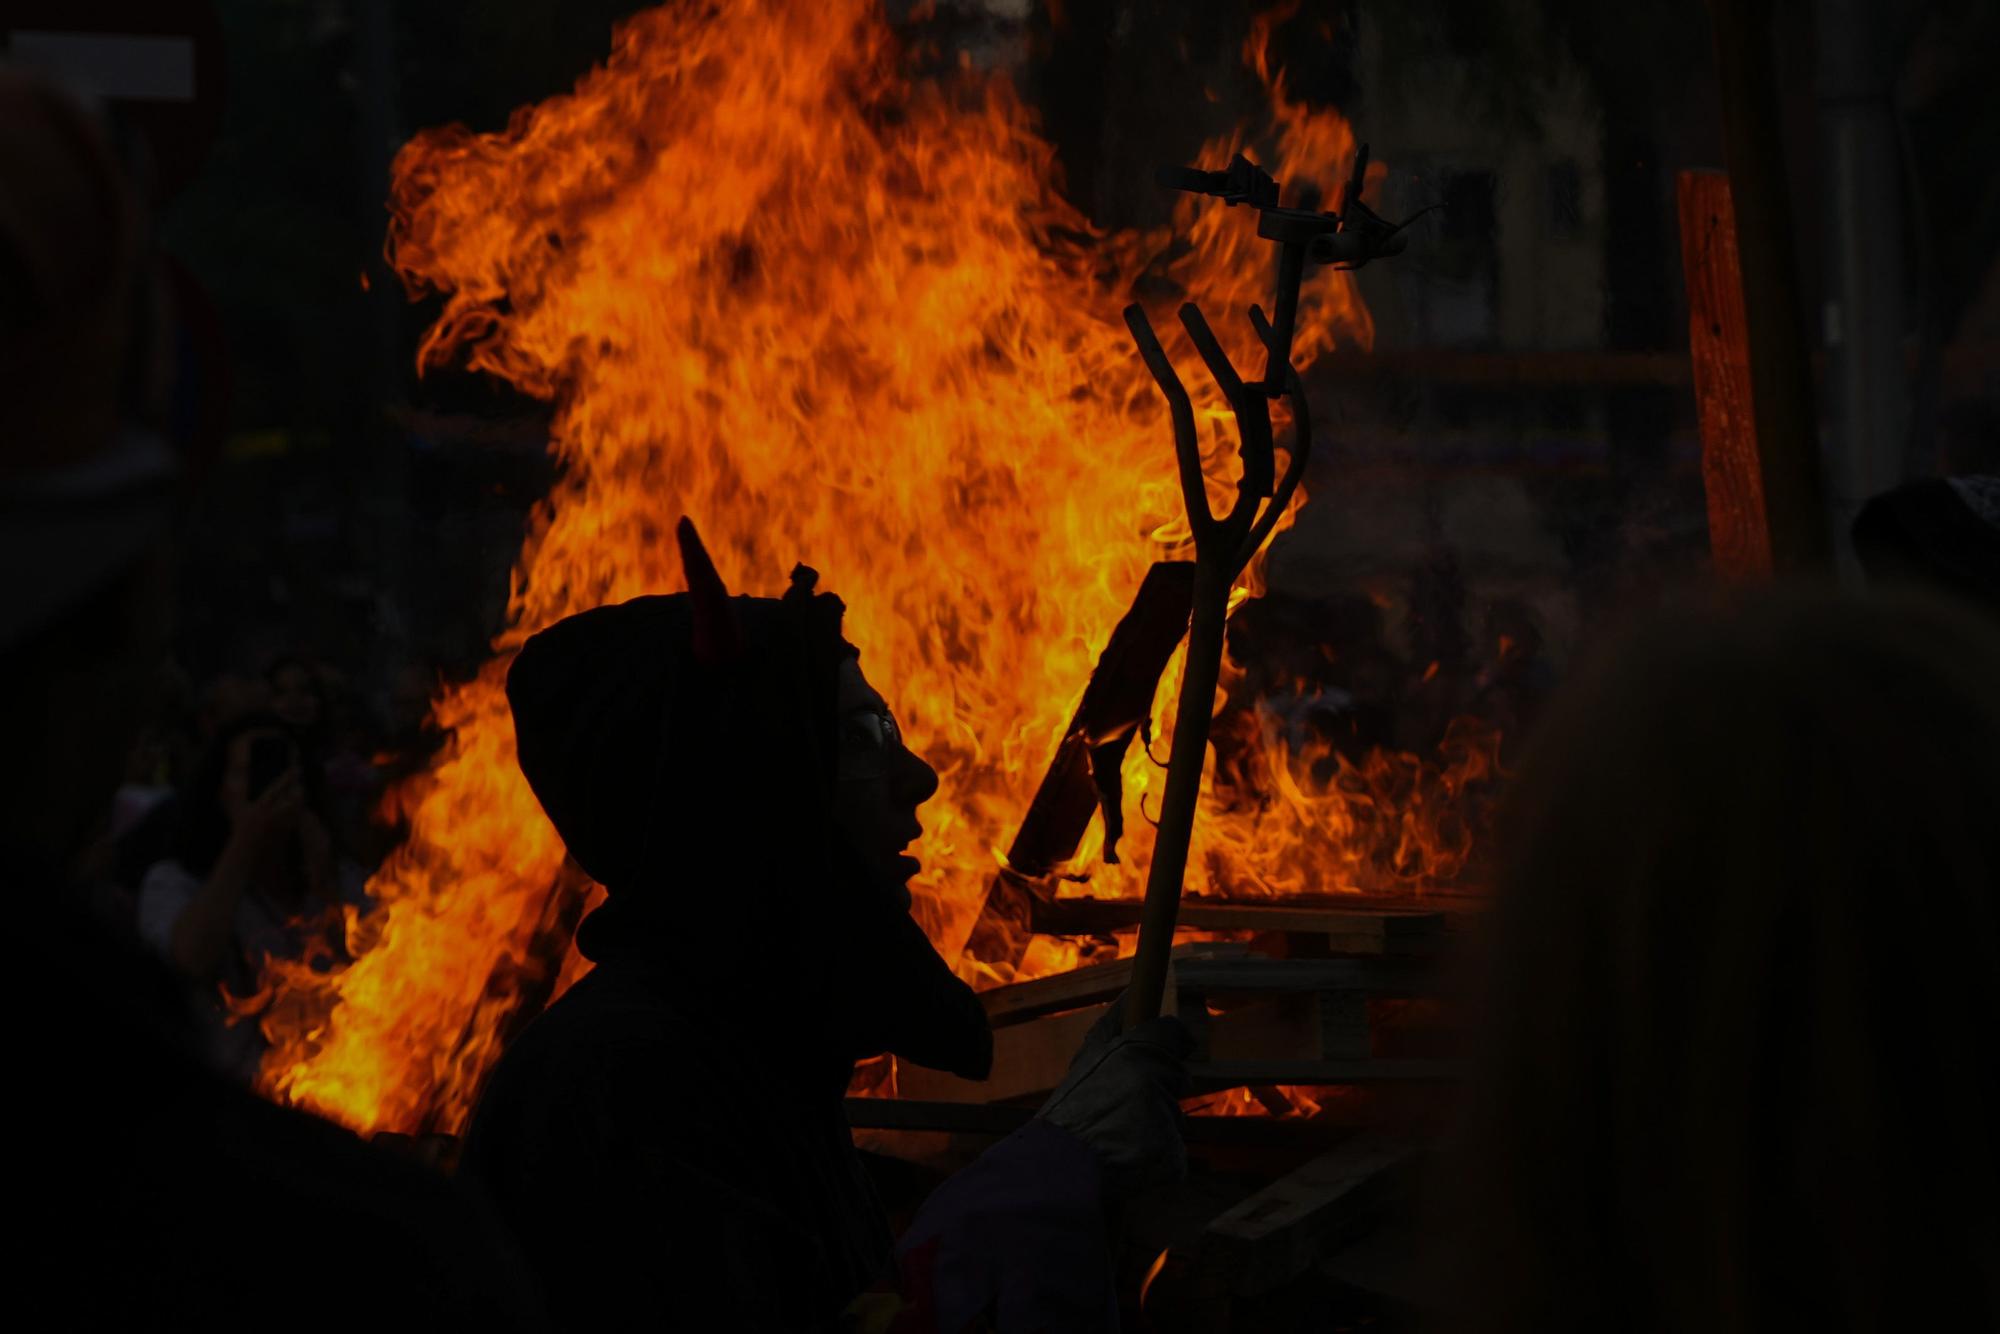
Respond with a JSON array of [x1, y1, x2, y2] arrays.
[[857, 896, 1465, 1119]]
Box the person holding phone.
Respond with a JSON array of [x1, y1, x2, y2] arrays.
[[136, 711, 358, 1078]]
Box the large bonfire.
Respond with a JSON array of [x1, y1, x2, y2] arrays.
[[249, 0, 1491, 1137]]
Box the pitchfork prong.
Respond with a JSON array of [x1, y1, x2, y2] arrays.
[[1124, 303, 1216, 541], [1178, 302, 1276, 509], [1177, 302, 1245, 401]]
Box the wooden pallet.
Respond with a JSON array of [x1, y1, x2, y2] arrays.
[[896, 952, 1453, 1105]]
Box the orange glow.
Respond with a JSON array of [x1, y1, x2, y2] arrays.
[[248, 0, 1484, 1137], [1139, 1248, 1170, 1308], [1185, 1084, 1336, 1119]]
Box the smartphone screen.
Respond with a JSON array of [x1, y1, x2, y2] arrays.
[[247, 734, 295, 799]]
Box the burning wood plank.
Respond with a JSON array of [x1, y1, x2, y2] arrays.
[[962, 562, 1197, 974]]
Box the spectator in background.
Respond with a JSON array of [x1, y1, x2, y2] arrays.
[[105, 659, 199, 903], [266, 651, 328, 743], [1443, 585, 2000, 1332], [197, 668, 266, 737], [2, 63, 543, 1328], [137, 711, 363, 1078], [265, 650, 385, 863]]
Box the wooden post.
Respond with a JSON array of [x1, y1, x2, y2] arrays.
[[1677, 170, 1775, 580], [1705, 0, 1831, 571]]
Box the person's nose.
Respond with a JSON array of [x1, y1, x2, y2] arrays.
[[895, 742, 940, 808]]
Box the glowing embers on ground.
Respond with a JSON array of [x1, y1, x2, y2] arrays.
[[247, 0, 1480, 1138]]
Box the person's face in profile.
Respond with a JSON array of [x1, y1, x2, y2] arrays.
[[831, 656, 939, 909]]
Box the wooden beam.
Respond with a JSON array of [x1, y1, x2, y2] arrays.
[[1203, 1134, 1416, 1298], [979, 941, 1249, 1029], [1677, 170, 1775, 580], [843, 1098, 1403, 1142], [1196, 992, 1372, 1064], [1169, 956, 1435, 996], [1706, 0, 1831, 571], [1031, 891, 1477, 941], [897, 955, 1448, 1105]]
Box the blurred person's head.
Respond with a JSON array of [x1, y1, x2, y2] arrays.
[[196, 672, 267, 740], [0, 68, 176, 881], [264, 653, 327, 739], [1447, 585, 2000, 1333]]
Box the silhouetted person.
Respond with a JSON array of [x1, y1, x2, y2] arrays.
[[3, 65, 544, 1329], [1444, 585, 2000, 1332], [137, 712, 361, 1078], [465, 521, 1191, 1330], [463, 523, 994, 1328]]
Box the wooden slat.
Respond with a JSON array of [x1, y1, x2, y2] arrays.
[[1032, 892, 1476, 943], [844, 1098, 1395, 1143], [978, 941, 1249, 1028], [1203, 1133, 1416, 1297], [897, 952, 1451, 1105], [1174, 957, 1434, 995], [1197, 992, 1372, 1064], [1677, 169, 1774, 580]]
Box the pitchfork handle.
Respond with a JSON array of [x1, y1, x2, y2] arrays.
[[1122, 559, 1232, 1027]]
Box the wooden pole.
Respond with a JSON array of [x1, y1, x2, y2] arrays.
[[1119, 301, 1309, 1027], [1706, 0, 1831, 572], [1124, 561, 1231, 1027], [1677, 170, 1775, 580]]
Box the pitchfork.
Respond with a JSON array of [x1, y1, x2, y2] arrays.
[[1122, 146, 1415, 1028]]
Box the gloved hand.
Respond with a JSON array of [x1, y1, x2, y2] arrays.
[[1034, 997, 1193, 1200]]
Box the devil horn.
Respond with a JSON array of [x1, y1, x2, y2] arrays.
[[677, 516, 743, 664]]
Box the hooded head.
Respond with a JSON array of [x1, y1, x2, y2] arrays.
[[503, 522, 988, 1081], [506, 544, 851, 942]]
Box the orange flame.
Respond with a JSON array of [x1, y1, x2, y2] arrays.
[[251, 0, 1481, 1137]]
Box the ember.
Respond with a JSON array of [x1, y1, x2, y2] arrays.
[[248, 0, 1491, 1137]]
